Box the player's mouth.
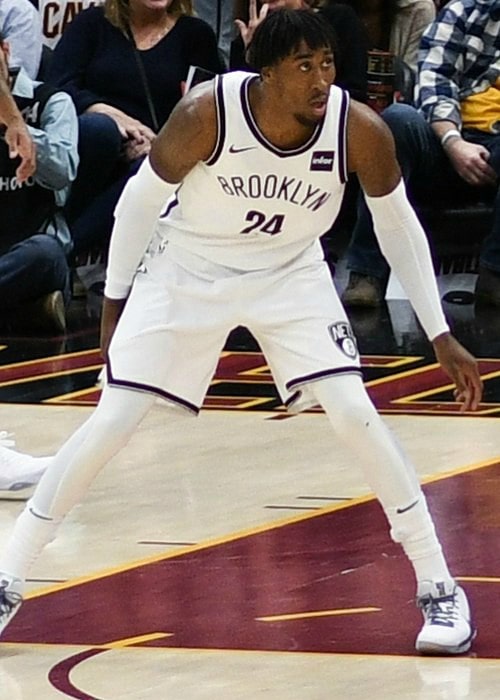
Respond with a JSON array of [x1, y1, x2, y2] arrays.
[[310, 94, 328, 117]]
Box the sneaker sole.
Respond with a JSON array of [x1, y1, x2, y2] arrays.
[[416, 626, 477, 656]]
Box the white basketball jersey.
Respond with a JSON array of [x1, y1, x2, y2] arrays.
[[157, 71, 349, 270]]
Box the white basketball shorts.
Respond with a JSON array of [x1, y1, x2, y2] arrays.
[[107, 242, 362, 414]]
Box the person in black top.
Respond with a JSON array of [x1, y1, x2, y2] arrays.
[[48, 0, 224, 265]]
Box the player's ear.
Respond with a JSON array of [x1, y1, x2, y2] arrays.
[[261, 65, 273, 82]]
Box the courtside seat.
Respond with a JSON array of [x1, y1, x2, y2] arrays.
[[416, 195, 494, 274]]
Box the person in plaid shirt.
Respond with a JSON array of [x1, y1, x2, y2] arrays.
[[341, 0, 500, 308]]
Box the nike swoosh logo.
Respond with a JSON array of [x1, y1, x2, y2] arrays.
[[396, 499, 419, 514], [229, 145, 257, 154]]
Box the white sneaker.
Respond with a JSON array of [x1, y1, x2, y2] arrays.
[[415, 580, 476, 655], [0, 432, 49, 492], [0, 575, 24, 636]]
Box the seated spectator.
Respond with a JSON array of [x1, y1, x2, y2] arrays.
[[0, 62, 36, 183], [193, 0, 235, 68], [341, 0, 500, 308], [28, 1, 104, 50], [0, 32, 78, 333], [337, 0, 435, 71], [0, 0, 43, 79], [231, 0, 368, 103], [48, 0, 224, 267]]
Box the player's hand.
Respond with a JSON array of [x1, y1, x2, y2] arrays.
[[235, 0, 270, 49], [432, 332, 483, 412], [5, 118, 36, 182], [100, 296, 127, 360]]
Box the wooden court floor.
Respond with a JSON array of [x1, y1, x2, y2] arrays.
[[0, 292, 499, 699]]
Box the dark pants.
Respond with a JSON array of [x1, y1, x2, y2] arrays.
[[345, 103, 500, 280], [66, 113, 143, 258], [0, 234, 70, 312]]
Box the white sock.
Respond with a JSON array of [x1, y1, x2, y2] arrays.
[[312, 375, 453, 587], [0, 501, 60, 585], [387, 498, 452, 584]]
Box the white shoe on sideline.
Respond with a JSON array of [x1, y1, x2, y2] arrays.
[[0, 574, 24, 637], [0, 432, 50, 492], [415, 580, 476, 655]]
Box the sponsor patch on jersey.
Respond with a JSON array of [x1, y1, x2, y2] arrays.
[[328, 321, 358, 359], [310, 151, 335, 171]]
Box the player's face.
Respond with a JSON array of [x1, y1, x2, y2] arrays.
[[266, 42, 335, 127]]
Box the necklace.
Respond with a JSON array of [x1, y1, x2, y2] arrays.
[[131, 15, 175, 50]]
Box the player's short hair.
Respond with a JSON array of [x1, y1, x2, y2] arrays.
[[246, 9, 337, 71]]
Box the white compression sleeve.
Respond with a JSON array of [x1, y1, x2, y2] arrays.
[[104, 157, 178, 299], [365, 180, 449, 341]]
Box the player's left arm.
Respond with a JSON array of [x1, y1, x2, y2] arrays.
[[347, 101, 482, 411]]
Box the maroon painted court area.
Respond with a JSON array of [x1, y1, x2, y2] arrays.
[[4, 461, 500, 659]]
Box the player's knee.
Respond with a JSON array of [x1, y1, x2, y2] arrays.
[[312, 375, 377, 433]]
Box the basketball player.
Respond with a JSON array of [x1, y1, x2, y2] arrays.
[[0, 9, 482, 655]]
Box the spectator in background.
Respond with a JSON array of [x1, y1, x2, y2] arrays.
[[341, 0, 500, 308], [28, 1, 103, 50], [48, 0, 224, 271], [0, 31, 78, 333], [231, 0, 368, 103], [193, 0, 235, 67], [0, 0, 43, 79], [337, 0, 435, 71], [0, 64, 36, 184]]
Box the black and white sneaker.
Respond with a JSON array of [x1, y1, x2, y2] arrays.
[[415, 580, 476, 655], [0, 575, 24, 636]]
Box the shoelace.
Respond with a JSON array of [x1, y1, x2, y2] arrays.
[[421, 593, 458, 626]]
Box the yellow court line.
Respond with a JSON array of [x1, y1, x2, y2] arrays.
[[2, 641, 500, 663], [362, 356, 423, 368], [104, 632, 173, 648], [23, 455, 500, 601], [229, 398, 276, 409], [44, 386, 103, 404], [257, 607, 381, 622], [393, 370, 500, 403], [0, 364, 103, 390], [0, 348, 101, 371], [365, 358, 500, 389], [365, 361, 442, 387], [457, 576, 500, 584]]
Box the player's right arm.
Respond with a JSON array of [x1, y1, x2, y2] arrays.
[[100, 80, 218, 358]]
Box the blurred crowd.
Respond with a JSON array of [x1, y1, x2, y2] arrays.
[[0, 0, 498, 334]]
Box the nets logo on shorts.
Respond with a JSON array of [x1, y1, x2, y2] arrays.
[[310, 151, 335, 171], [328, 322, 358, 359]]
